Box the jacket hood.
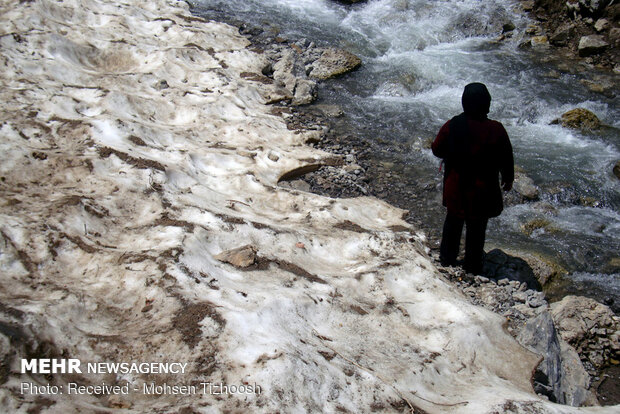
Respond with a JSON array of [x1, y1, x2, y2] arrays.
[[462, 82, 491, 119]]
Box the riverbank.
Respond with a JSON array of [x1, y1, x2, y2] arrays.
[[197, 1, 620, 405], [0, 0, 618, 412]]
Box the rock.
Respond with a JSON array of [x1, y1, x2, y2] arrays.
[[578, 35, 609, 56], [518, 253, 564, 287], [531, 35, 549, 47], [514, 291, 528, 303], [483, 249, 543, 291], [558, 341, 599, 406], [513, 172, 540, 200], [594, 18, 609, 32], [521, 217, 553, 237], [580, 79, 614, 96], [273, 49, 305, 92], [613, 160, 620, 180], [550, 295, 619, 368], [516, 311, 596, 405], [522, 1, 535, 12], [292, 79, 317, 106], [309, 48, 362, 80], [527, 292, 547, 308], [315, 104, 344, 118], [214, 245, 257, 268], [502, 22, 516, 33], [550, 295, 616, 346], [549, 24, 575, 46], [525, 24, 541, 35], [555, 108, 601, 130], [516, 312, 563, 402]]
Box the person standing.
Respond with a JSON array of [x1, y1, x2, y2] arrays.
[[431, 82, 514, 275]]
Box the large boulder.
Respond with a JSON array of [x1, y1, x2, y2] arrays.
[[272, 49, 318, 106], [578, 35, 609, 56], [517, 311, 597, 405], [214, 245, 257, 268], [550, 295, 620, 368], [483, 249, 543, 291], [555, 108, 601, 130], [513, 172, 540, 201], [309, 48, 362, 80]]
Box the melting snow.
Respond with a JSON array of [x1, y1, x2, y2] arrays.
[[0, 0, 617, 413]]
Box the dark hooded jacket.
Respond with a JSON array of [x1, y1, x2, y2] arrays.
[[431, 83, 514, 219]]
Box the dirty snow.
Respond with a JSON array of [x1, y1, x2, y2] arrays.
[[0, 0, 618, 413]]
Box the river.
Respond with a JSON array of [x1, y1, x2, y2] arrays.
[[189, 0, 620, 310]]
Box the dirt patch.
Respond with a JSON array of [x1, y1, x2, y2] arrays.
[[60, 232, 98, 253], [1, 230, 37, 275], [154, 214, 195, 232], [128, 135, 147, 146], [276, 260, 327, 284], [97, 146, 165, 171], [240, 72, 274, 84], [172, 302, 225, 349], [334, 220, 367, 233], [596, 364, 620, 406]]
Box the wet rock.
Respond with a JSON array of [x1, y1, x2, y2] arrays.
[[502, 21, 516, 33], [549, 24, 575, 46], [513, 172, 540, 200], [518, 253, 564, 287], [554, 108, 601, 130], [521, 217, 554, 237], [613, 160, 620, 180], [309, 48, 362, 80], [580, 79, 615, 97], [214, 245, 257, 268], [531, 35, 550, 47], [578, 35, 609, 56], [550, 295, 619, 368], [483, 249, 542, 291]]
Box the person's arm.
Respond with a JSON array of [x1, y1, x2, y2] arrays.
[[431, 121, 450, 159], [499, 125, 514, 191]]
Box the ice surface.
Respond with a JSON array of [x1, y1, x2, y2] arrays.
[[0, 0, 617, 412]]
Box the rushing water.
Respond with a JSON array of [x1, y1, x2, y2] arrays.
[[191, 0, 620, 308]]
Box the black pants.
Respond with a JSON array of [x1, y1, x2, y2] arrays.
[[439, 214, 488, 275]]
